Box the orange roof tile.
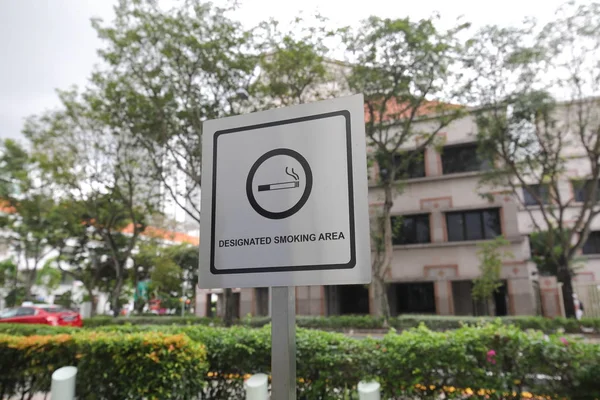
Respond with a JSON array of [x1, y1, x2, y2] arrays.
[[0, 201, 16, 214], [364, 98, 463, 123], [122, 223, 199, 246]]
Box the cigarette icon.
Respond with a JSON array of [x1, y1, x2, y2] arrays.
[[257, 167, 300, 192], [258, 181, 300, 192]]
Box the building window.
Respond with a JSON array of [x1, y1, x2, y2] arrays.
[[523, 184, 550, 206], [582, 231, 600, 254], [379, 150, 425, 181], [446, 208, 501, 242], [391, 282, 436, 315], [392, 214, 431, 245], [573, 180, 600, 203], [255, 288, 269, 316], [441, 143, 489, 175]]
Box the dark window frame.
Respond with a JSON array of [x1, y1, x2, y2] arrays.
[[441, 143, 490, 175], [392, 214, 431, 245], [523, 184, 550, 206], [573, 180, 600, 203], [582, 231, 600, 255], [445, 208, 502, 242], [379, 149, 426, 181]]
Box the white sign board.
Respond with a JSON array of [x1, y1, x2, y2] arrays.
[[199, 95, 371, 288]]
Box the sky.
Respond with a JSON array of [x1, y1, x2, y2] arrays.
[[0, 0, 566, 142]]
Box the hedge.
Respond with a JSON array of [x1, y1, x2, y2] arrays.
[[83, 315, 220, 328], [1, 322, 598, 399], [182, 323, 599, 400], [2, 322, 597, 399], [0, 331, 208, 399], [80, 314, 600, 333]]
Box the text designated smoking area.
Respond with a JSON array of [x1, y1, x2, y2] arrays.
[[199, 95, 374, 399]]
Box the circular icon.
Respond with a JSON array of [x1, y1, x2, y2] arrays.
[[246, 148, 313, 219]]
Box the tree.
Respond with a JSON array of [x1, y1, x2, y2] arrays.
[[0, 259, 19, 306], [472, 237, 514, 316], [344, 16, 469, 320], [0, 140, 64, 300], [90, 2, 338, 324], [35, 259, 62, 293], [90, 0, 258, 325], [471, 2, 600, 317], [529, 229, 582, 277], [24, 89, 158, 317], [250, 15, 338, 109], [91, 0, 256, 223], [163, 244, 199, 301]]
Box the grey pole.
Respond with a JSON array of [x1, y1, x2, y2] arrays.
[[271, 286, 296, 400]]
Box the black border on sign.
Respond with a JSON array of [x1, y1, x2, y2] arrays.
[[210, 110, 355, 274]]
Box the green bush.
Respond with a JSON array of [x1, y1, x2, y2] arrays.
[[181, 323, 599, 400], [374, 324, 600, 399], [0, 331, 208, 399], [0, 322, 598, 399], [79, 314, 600, 333], [83, 315, 220, 328], [0, 323, 77, 336], [178, 325, 370, 399]]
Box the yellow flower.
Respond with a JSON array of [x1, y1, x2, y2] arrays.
[[522, 392, 533, 399], [465, 388, 474, 395], [514, 379, 522, 385]]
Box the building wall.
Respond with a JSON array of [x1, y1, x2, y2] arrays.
[[194, 104, 600, 318]]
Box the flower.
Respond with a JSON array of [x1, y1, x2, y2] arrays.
[[486, 349, 497, 364], [560, 337, 569, 346]]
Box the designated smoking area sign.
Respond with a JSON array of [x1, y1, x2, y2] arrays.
[[199, 94, 371, 399]]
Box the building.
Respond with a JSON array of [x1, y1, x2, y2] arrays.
[[196, 101, 600, 319]]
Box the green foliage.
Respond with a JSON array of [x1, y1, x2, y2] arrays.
[[70, 314, 600, 334], [344, 15, 469, 321], [131, 241, 197, 314], [35, 258, 63, 292], [0, 331, 207, 399], [530, 229, 580, 276], [472, 237, 514, 314], [54, 290, 76, 309], [470, 2, 600, 318], [1, 323, 598, 399], [3, 287, 26, 308], [0, 259, 17, 287], [82, 315, 220, 328], [0, 140, 66, 299], [251, 16, 333, 108]]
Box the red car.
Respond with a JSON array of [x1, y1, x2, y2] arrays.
[[0, 304, 82, 327]]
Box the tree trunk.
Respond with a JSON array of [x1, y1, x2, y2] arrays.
[[558, 266, 576, 318], [369, 182, 394, 323], [24, 269, 36, 302], [84, 283, 97, 317], [90, 295, 98, 318], [372, 276, 391, 322], [111, 275, 124, 318], [486, 298, 495, 317]]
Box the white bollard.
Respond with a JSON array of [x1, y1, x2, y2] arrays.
[[357, 381, 381, 400], [244, 373, 269, 400], [51, 366, 77, 400]]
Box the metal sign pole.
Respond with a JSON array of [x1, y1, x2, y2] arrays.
[[271, 286, 296, 400]]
